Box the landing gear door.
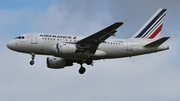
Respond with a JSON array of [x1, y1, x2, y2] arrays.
[[31, 33, 37, 44]]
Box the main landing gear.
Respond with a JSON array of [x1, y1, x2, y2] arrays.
[[78, 58, 93, 74], [30, 52, 35, 65], [79, 64, 86, 74]]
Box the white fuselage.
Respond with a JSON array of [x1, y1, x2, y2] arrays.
[[6, 9, 170, 74], [7, 33, 169, 60]]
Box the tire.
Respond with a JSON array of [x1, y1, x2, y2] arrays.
[[79, 67, 86, 74], [30, 61, 34, 65], [86, 58, 92, 65]]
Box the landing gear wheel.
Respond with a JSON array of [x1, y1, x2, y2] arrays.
[[86, 58, 93, 65], [30, 52, 35, 65], [79, 67, 86, 74], [30, 60, 34, 65]]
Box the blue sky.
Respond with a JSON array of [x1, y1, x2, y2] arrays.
[[0, 0, 59, 10], [1, 0, 180, 101]]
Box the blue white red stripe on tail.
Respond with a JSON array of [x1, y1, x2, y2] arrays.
[[133, 9, 167, 39]]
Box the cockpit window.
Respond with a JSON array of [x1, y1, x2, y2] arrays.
[[15, 36, 25, 39], [15, 36, 21, 39]]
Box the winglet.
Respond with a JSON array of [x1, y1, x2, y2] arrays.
[[123, 20, 128, 24], [144, 37, 170, 47]]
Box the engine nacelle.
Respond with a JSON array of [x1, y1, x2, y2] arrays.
[[47, 57, 73, 69], [51, 43, 77, 54]]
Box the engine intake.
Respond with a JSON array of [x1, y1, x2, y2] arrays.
[[47, 57, 73, 69]]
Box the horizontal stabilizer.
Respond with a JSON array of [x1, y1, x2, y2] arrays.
[[144, 37, 170, 47]]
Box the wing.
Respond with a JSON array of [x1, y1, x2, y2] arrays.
[[76, 22, 124, 54]]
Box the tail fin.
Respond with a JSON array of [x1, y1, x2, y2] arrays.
[[132, 9, 167, 39]]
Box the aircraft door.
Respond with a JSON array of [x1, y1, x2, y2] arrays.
[[31, 33, 37, 44], [127, 41, 132, 51]]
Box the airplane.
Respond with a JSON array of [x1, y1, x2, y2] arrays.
[[7, 8, 170, 74]]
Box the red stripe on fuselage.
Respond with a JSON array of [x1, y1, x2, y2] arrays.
[[148, 24, 163, 39]]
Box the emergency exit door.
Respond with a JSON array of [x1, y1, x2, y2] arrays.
[[127, 41, 132, 51]]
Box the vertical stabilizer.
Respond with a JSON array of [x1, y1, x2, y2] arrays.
[[132, 9, 167, 39]]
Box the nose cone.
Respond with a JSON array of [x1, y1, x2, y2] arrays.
[[6, 41, 14, 50]]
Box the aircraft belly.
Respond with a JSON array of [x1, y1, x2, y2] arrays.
[[99, 44, 127, 58], [53, 53, 89, 59]]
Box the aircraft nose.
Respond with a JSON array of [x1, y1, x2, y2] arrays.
[[6, 41, 14, 50]]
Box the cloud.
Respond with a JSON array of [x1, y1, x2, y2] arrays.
[[1, 0, 180, 101], [27, 3, 113, 36]]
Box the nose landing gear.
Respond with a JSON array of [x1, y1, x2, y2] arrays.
[[30, 52, 35, 65], [30, 60, 34, 65]]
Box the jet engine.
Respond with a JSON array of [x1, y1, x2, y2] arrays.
[[47, 57, 73, 69], [51, 43, 77, 54]]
